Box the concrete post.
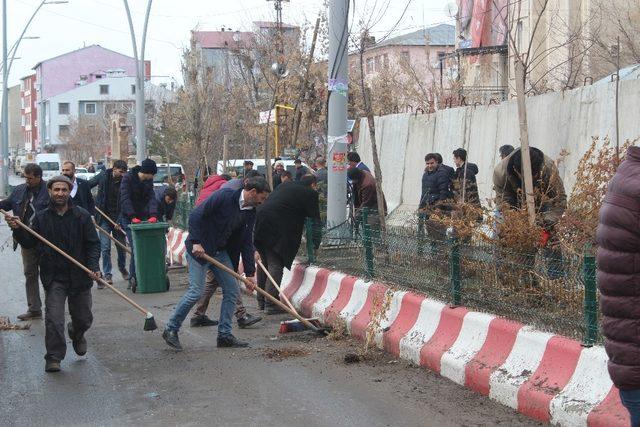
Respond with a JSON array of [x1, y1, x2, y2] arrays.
[[1, 0, 9, 196], [326, 0, 349, 229]]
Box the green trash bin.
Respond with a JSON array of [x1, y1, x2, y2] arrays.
[[129, 222, 170, 293]]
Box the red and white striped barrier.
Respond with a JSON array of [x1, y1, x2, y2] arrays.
[[280, 262, 629, 427], [166, 227, 188, 267]]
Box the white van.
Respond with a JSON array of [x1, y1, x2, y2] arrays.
[[36, 153, 62, 181], [216, 158, 314, 177]]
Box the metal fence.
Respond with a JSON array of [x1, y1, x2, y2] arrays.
[[300, 209, 599, 346]]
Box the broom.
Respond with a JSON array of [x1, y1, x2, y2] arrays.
[[93, 219, 132, 254], [200, 253, 327, 335], [1, 209, 157, 331]]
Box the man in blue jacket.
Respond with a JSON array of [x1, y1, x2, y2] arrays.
[[419, 153, 453, 211], [0, 163, 49, 320], [119, 158, 158, 289], [89, 160, 129, 286], [163, 176, 270, 350]]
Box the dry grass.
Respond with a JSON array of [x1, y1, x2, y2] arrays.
[[326, 317, 349, 341], [0, 316, 30, 331]]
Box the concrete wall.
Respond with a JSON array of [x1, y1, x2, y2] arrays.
[[356, 78, 640, 218]]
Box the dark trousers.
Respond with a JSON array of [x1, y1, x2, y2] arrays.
[[620, 389, 640, 427], [98, 219, 127, 277], [257, 248, 285, 309], [192, 270, 246, 319], [119, 217, 136, 281], [21, 246, 42, 314], [44, 281, 93, 362]]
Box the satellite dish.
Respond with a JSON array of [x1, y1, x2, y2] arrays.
[[445, 2, 459, 18]]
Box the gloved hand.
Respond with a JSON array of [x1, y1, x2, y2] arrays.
[[539, 230, 551, 248], [148, 217, 157, 223], [131, 217, 142, 224]]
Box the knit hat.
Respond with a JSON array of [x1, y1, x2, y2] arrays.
[[47, 175, 73, 190], [140, 158, 157, 175]]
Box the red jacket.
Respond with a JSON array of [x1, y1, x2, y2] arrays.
[[196, 175, 228, 207]]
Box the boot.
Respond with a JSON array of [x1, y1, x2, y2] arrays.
[[68, 323, 87, 356], [162, 329, 183, 351], [45, 360, 61, 372], [190, 315, 219, 327], [17, 311, 42, 321], [237, 313, 262, 329], [217, 334, 249, 348]]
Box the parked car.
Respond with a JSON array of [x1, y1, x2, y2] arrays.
[[216, 158, 314, 177], [75, 167, 97, 181], [36, 153, 61, 181], [154, 163, 186, 190]]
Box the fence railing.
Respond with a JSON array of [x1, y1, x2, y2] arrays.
[[301, 208, 600, 346]]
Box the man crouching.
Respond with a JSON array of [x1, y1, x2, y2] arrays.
[[5, 175, 101, 373]]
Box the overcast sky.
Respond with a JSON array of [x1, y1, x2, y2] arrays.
[[3, 0, 451, 87]]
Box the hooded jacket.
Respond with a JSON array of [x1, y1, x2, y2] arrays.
[[596, 146, 640, 390], [453, 162, 481, 207], [196, 175, 228, 206]]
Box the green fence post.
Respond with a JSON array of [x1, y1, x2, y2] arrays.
[[362, 208, 375, 277], [449, 236, 462, 306], [583, 246, 598, 346], [417, 213, 426, 257], [305, 218, 316, 264]]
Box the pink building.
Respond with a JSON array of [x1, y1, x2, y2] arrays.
[[28, 45, 150, 151], [20, 74, 38, 152]]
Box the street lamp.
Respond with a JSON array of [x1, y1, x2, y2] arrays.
[[1, 0, 68, 196]]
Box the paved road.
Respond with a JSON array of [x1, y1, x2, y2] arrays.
[[0, 224, 540, 426]]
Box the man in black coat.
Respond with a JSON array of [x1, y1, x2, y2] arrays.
[[62, 161, 95, 215], [0, 163, 49, 320], [89, 160, 129, 285], [254, 175, 321, 314], [119, 158, 158, 289], [419, 153, 454, 211], [5, 175, 101, 373], [155, 186, 177, 222]]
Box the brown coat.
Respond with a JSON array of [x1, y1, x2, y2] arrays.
[[354, 170, 387, 214], [493, 151, 567, 229], [596, 146, 640, 390]]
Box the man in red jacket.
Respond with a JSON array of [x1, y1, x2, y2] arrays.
[[189, 174, 262, 329], [597, 146, 640, 425]]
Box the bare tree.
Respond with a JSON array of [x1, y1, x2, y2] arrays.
[[61, 116, 110, 164]]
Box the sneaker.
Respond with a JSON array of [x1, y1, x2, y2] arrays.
[[119, 268, 130, 281], [45, 360, 61, 372], [217, 334, 249, 348], [67, 323, 87, 356], [190, 315, 219, 327], [162, 329, 183, 351], [237, 313, 262, 329], [17, 311, 42, 321]]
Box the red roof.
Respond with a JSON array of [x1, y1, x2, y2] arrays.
[[253, 21, 299, 30], [192, 31, 255, 49]]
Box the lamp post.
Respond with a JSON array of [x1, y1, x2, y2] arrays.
[[123, 0, 153, 165], [1, 0, 66, 197]]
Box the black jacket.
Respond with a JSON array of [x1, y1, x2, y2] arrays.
[[186, 188, 256, 276], [453, 162, 481, 207], [295, 166, 310, 181], [14, 203, 100, 292], [89, 169, 120, 222], [0, 180, 49, 220], [154, 187, 175, 221], [71, 177, 95, 215], [420, 165, 453, 209], [254, 182, 321, 269], [120, 166, 158, 220]]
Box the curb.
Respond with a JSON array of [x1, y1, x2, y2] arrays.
[[279, 262, 629, 427]]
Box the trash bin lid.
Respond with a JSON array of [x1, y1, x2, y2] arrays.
[[129, 222, 170, 231]]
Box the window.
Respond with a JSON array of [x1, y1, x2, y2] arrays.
[[21, 115, 25, 127], [400, 51, 410, 63], [58, 125, 70, 137], [366, 58, 374, 74], [85, 103, 97, 115], [131, 84, 136, 95], [100, 84, 109, 95], [374, 55, 382, 71], [58, 102, 70, 115]]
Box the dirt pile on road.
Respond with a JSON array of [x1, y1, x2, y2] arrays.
[[0, 316, 30, 331], [263, 347, 310, 361]]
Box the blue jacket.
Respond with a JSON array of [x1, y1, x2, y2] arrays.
[[0, 180, 49, 220], [154, 187, 176, 221], [120, 166, 158, 220], [186, 188, 256, 276], [420, 165, 453, 209]]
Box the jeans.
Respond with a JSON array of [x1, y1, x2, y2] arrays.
[[167, 251, 240, 338], [21, 246, 42, 314], [119, 217, 136, 281], [620, 389, 640, 427], [98, 219, 127, 277], [193, 270, 246, 319], [44, 281, 93, 362]]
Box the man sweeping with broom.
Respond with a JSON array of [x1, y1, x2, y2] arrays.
[[4, 175, 101, 373]]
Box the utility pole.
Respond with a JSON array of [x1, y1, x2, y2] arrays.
[[326, 0, 349, 229], [1, 0, 9, 196], [124, 0, 152, 165]]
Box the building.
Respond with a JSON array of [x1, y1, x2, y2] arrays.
[[455, 0, 638, 102], [8, 84, 22, 155], [20, 75, 38, 152], [348, 24, 456, 111], [24, 45, 150, 152]]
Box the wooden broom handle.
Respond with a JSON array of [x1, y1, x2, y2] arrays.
[[200, 253, 320, 332], [257, 259, 298, 315], [93, 219, 132, 254], [94, 206, 120, 229], [1, 209, 149, 316]]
